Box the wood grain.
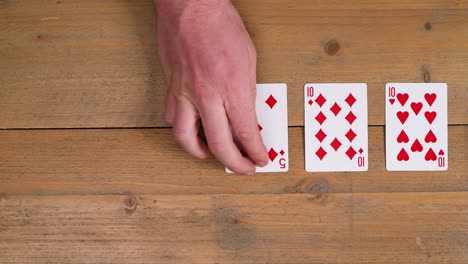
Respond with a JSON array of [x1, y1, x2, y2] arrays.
[[1, 1, 467, 262], [1, 0, 467, 128], [1, 126, 466, 195], [0, 192, 467, 263]]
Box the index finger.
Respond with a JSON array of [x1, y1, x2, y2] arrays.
[[225, 96, 268, 167], [199, 102, 256, 175]]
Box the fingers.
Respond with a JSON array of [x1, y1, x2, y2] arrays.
[[226, 45, 268, 167], [199, 102, 257, 174], [225, 96, 268, 167], [173, 97, 210, 159]]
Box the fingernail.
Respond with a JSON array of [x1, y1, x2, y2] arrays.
[[257, 161, 268, 167], [247, 171, 255, 176]]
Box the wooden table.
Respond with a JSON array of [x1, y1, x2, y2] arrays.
[[1, 1, 467, 263]]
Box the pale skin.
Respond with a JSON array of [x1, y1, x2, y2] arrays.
[[153, 0, 269, 174]]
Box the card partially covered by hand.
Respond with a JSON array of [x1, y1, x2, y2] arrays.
[[226, 83, 289, 173], [304, 83, 368, 172], [385, 83, 448, 171]]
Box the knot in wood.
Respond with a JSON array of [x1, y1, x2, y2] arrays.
[[307, 180, 329, 202], [36, 33, 48, 41], [324, 39, 340, 56], [424, 22, 432, 31], [122, 196, 138, 215], [421, 68, 431, 83]]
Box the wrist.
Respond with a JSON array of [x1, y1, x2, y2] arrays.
[[154, 0, 230, 19]]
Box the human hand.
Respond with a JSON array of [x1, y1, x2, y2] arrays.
[[154, 0, 268, 174]]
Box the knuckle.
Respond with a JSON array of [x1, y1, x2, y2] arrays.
[[207, 140, 226, 155], [250, 150, 267, 160], [165, 116, 174, 125], [197, 95, 221, 114], [173, 127, 190, 145], [190, 84, 219, 106], [226, 99, 255, 114], [236, 130, 255, 142]]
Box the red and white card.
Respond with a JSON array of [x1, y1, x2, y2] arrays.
[[304, 83, 368, 172], [385, 83, 448, 171], [226, 83, 289, 173]]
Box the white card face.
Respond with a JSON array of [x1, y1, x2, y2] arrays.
[[226, 83, 289, 173], [304, 83, 368, 172], [385, 83, 448, 171]]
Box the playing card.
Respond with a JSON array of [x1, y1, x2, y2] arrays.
[[226, 83, 289, 173], [304, 83, 368, 172], [385, 83, 448, 171]]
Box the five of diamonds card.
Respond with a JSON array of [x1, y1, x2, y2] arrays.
[[226, 83, 289, 173], [304, 83, 368, 172], [385, 83, 448, 171]]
